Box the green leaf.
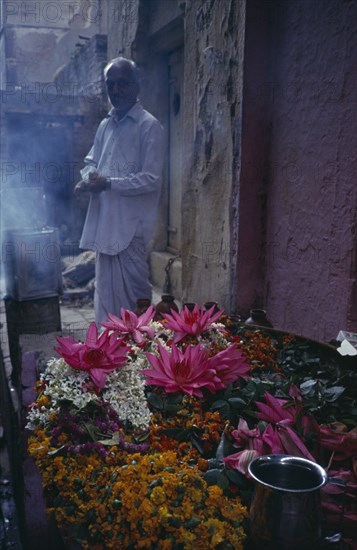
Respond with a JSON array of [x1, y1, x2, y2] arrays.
[[215, 432, 226, 462], [165, 393, 183, 405], [191, 434, 204, 455], [228, 397, 247, 408], [323, 386, 345, 402], [217, 472, 230, 491], [73, 477, 84, 486], [48, 444, 66, 456], [167, 516, 181, 528], [300, 379, 317, 391], [211, 399, 228, 410], [160, 428, 183, 438], [83, 422, 101, 441], [110, 471, 119, 483], [211, 400, 230, 418], [148, 478, 163, 489], [147, 392, 164, 410], [164, 404, 182, 413], [98, 432, 121, 446], [185, 518, 200, 529], [224, 468, 247, 486], [204, 469, 221, 486], [134, 432, 150, 443]]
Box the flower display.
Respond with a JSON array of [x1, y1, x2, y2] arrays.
[[54, 322, 130, 390], [27, 309, 357, 549], [143, 342, 249, 397], [162, 304, 224, 342], [144, 342, 219, 396], [102, 306, 156, 344], [223, 388, 316, 474]]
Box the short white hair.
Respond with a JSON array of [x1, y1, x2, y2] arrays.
[[104, 57, 140, 86]]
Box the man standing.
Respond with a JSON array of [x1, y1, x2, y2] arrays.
[[75, 57, 164, 325]]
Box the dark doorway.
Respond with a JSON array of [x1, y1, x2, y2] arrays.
[[167, 46, 183, 252]]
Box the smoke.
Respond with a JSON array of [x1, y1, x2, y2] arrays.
[[0, 109, 80, 296], [1, 186, 46, 230]]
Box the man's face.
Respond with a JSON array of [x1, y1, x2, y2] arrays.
[[105, 64, 138, 110]]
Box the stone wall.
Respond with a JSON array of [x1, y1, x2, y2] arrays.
[[54, 33, 108, 95], [180, 0, 246, 309], [54, 33, 109, 240], [107, 0, 140, 59], [108, 0, 247, 309], [1, 0, 106, 85]]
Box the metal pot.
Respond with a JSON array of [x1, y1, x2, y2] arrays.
[[248, 455, 341, 549]]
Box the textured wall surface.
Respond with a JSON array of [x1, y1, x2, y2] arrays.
[[1, 0, 105, 85], [236, 0, 271, 318], [38, 0, 356, 340], [263, 0, 357, 339], [107, 0, 140, 60], [107, 0, 247, 310], [181, 0, 246, 309]]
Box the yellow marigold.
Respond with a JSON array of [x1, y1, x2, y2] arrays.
[[37, 395, 51, 407], [29, 433, 247, 549], [158, 539, 173, 550], [206, 484, 223, 504], [149, 485, 166, 505]]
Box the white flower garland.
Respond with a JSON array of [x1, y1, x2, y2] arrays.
[[26, 321, 230, 432], [26, 355, 151, 432]]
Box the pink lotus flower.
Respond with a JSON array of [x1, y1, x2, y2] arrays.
[[142, 343, 219, 397], [210, 345, 250, 388], [224, 420, 317, 475], [231, 418, 266, 454], [142, 342, 247, 397], [255, 389, 316, 461], [319, 425, 357, 459], [261, 423, 284, 454], [224, 419, 281, 474], [224, 388, 318, 476], [255, 391, 297, 425], [223, 449, 260, 475], [276, 423, 315, 461], [101, 306, 155, 344], [162, 304, 224, 342], [54, 322, 130, 390]]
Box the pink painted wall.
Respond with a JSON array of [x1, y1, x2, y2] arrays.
[[263, 0, 357, 340], [236, 0, 271, 317]]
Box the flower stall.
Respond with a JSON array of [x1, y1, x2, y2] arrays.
[[26, 306, 357, 549]]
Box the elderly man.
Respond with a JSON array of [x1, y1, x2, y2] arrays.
[[75, 57, 164, 325]]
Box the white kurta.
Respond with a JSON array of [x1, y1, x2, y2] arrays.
[[79, 102, 164, 324], [79, 102, 164, 255]]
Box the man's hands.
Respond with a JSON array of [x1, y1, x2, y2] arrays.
[[74, 172, 108, 195]]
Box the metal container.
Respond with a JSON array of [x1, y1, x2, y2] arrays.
[[248, 455, 339, 549], [3, 228, 62, 300]]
